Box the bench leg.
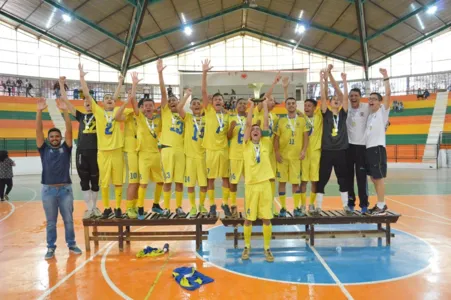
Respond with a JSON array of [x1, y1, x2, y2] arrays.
[[84, 226, 90, 251], [93, 226, 99, 246], [310, 224, 315, 246], [305, 224, 309, 232], [196, 224, 202, 250], [386, 223, 391, 246], [377, 223, 382, 243], [118, 226, 124, 252], [234, 226, 238, 249], [126, 226, 131, 246]]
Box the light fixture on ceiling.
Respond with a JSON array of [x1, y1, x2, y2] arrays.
[[426, 5, 437, 15], [184, 26, 193, 36], [249, 0, 258, 8], [191, 42, 194, 45], [295, 24, 306, 34], [62, 13, 71, 22], [290, 39, 295, 43], [298, 10, 304, 19]]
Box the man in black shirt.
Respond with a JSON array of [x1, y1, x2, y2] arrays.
[[61, 95, 100, 219], [315, 65, 350, 214]]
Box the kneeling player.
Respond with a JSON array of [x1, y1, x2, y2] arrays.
[[241, 99, 274, 263]]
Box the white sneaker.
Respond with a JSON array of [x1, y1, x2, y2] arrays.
[[83, 210, 92, 219], [92, 207, 102, 218]]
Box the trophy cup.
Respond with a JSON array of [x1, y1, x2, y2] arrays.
[[248, 83, 265, 102]]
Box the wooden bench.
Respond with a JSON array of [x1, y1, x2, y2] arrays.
[[82, 212, 218, 252], [221, 210, 401, 248]]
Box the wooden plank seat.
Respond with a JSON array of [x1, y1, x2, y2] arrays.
[[220, 210, 401, 248], [82, 211, 218, 252]]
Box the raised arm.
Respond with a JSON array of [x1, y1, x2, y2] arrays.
[[320, 70, 328, 113], [57, 99, 72, 147], [282, 76, 289, 100], [176, 88, 192, 119], [380, 68, 391, 109], [113, 75, 124, 101], [115, 72, 141, 121], [36, 98, 47, 148], [262, 98, 269, 131], [201, 59, 213, 108], [58, 76, 76, 116], [157, 59, 168, 108], [341, 72, 348, 112], [78, 64, 92, 102], [243, 99, 254, 142], [258, 73, 282, 111], [328, 65, 343, 103]]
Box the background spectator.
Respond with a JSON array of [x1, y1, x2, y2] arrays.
[[0, 150, 15, 201]]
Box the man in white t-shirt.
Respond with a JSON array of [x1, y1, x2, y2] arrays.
[[346, 88, 370, 213], [365, 68, 391, 215]]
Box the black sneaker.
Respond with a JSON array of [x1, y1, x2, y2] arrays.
[[209, 204, 217, 217], [138, 207, 145, 220], [368, 204, 388, 216], [101, 208, 112, 219], [114, 208, 122, 218], [221, 204, 232, 217], [4, 194, 9, 201], [152, 203, 164, 214]]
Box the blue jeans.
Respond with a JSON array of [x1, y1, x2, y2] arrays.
[[42, 185, 76, 249]]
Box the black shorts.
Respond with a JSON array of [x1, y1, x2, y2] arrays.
[[365, 146, 387, 179]]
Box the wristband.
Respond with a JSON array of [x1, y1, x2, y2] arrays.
[[383, 78, 390, 81]]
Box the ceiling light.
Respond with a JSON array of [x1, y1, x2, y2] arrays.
[[290, 39, 295, 43], [426, 5, 437, 15], [184, 26, 193, 36], [62, 14, 71, 22], [298, 10, 304, 19], [296, 24, 306, 34], [249, 0, 258, 8], [181, 13, 186, 24], [191, 42, 194, 45]]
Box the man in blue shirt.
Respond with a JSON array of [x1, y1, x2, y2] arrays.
[[36, 76, 82, 260]]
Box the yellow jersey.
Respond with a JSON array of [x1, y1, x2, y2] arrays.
[[243, 136, 274, 184], [305, 108, 323, 152], [123, 108, 137, 153], [184, 113, 205, 159], [159, 105, 184, 150], [276, 115, 308, 159], [91, 99, 123, 151], [229, 114, 246, 160], [252, 108, 279, 145], [136, 112, 161, 153], [202, 104, 229, 151]]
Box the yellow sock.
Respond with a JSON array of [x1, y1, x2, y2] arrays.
[[293, 193, 300, 208], [310, 192, 317, 205], [114, 187, 122, 209], [222, 187, 230, 205], [176, 191, 183, 208], [188, 191, 195, 207], [126, 200, 133, 209], [154, 184, 162, 205], [208, 189, 215, 206], [132, 199, 137, 208], [101, 187, 109, 208], [279, 194, 286, 209], [243, 224, 252, 248], [263, 224, 272, 250], [230, 191, 237, 206], [163, 191, 171, 210], [138, 187, 146, 207], [200, 191, 206, 206], [301, 193, 307, 206]]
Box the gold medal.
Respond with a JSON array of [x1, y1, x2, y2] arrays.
[[333, 128, 338, 133], [332, 131, 338, 137]]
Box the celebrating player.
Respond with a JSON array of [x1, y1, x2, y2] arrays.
[[201, 59, 230, 217], [227, 98, 247, 217], [58, 77, 101, 219], [366, 68, 391, 215], [316, 65, 349, 213], [241, 99, 275, 262], [79, 64, 124, 218], [274, 97, 309, 217], [177, 90, 209, 217], [158, 59, 187, 217]]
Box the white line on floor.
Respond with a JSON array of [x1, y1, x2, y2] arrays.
[[101, 243, 133, 300], [0, 201, 15, 223], [386, 196, 451, 222], [37, 242, 113, 300]]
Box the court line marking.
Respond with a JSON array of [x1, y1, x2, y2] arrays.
[[401, 214, 451, 226], [386, 196, 451, 222], [37, 242, 113, 300], [0, 200, 15, 223], [101, 243, 133, 300]]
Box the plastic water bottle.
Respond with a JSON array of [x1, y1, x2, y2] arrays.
[[163, 243, 169, 253], [336, 246, 342, 254]]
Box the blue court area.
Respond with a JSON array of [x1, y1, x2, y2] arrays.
[[198, 224, 434, 285]]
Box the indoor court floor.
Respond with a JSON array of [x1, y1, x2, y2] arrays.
[[0, 168, 450, 300]]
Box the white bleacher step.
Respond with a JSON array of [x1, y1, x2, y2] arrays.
[[423, 91, 449, 163]]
